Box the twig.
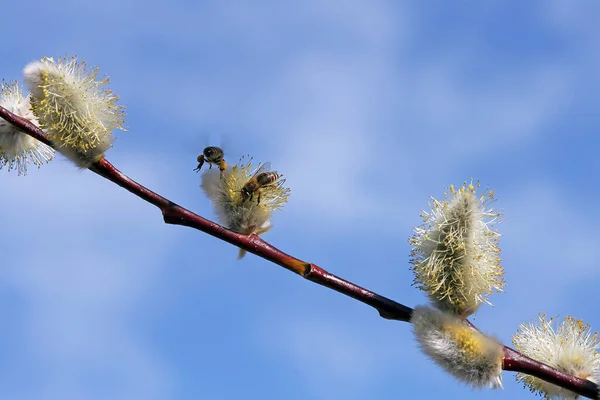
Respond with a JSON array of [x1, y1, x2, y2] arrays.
[[1, 104, 597, 400], [89, 157, 414, 322]]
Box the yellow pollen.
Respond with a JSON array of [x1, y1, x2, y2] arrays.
[[443, 323, 484, 356]]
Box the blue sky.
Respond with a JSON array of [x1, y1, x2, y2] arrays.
[[1, 1, 600, 399]]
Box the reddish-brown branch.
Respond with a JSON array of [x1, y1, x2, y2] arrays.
[[89, 157, 414, 322], [1, 104, 597, 400], [0, 106, 52, 147]]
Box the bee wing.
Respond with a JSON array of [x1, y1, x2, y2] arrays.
[[194, 131, 228, 157], [251, 162, 271, 177], [220, 134, 230, 156]]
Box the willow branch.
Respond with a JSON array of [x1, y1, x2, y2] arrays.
[[503, 347, 598, 398], [88, 157, 413, 321], [1, 105, 597, 400]]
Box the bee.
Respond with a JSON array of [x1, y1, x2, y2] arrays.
[[241, 163, 280, 204], [194, 146, 227, 174]]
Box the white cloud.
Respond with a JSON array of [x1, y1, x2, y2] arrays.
[[405, 63, 572, 150], [247, 51, 575, 225]]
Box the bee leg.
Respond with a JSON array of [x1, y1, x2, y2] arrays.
[[257, 191, 261, 205], [218, 161, 226, 179], [193, 157, 205, 172]]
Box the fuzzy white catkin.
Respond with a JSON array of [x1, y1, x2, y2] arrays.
[[513, 314, 600, 400], [411, 305, 503, 389], [0, 81, 54, 174], [23, 56, 125, 168], [201, 157, 289, 257], [410, 182, 504, 317]]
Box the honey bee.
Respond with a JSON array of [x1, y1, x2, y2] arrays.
[[241, 163, 280, 204], [194, 146, 227, 174]]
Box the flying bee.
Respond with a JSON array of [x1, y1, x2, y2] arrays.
[[194, 146, 227, 175], [241, 163, 280, 205]]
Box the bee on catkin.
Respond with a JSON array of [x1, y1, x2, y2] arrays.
[[241, 166, 280, 205], [200, 156, 289, 259]]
